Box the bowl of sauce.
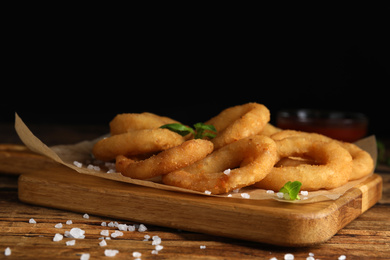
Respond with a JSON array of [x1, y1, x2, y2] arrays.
[[276, 109, 368, 142]]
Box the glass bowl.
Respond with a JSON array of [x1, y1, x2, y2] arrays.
[[276, 109, 368, 142]]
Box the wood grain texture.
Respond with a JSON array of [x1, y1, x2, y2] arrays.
[[17, 162, 382, 247], [1, 143, 389, 259]]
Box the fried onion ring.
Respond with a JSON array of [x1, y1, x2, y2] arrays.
[[162, 135, 278, 194], [110, 112, 180, 135], [115, 139, 214, 180], [205, 103, 270, 150], [92, 129, 185, 161], [254, 137, 353, 191], [271, 130, 374, 180]]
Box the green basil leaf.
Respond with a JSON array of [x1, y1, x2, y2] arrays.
[[160, 123, 195, 136], [279, 181, 302, 200]]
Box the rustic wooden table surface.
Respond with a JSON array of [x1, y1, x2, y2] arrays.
[[0, 123, 389, 259]]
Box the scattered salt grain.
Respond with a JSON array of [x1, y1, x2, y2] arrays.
[[66, 220, 73, 225], [80, 253, 90, 260], [138, 224, 147, 232], [73, 161, 83, 168], [111, 230, 123, 238], [101, 222, 107, 226], [143, 234, 150, 241], [4, 247, 11, 256], [241, 193, 250, 199], [29, 218, 36, 224], [266, 190, 274, 194], [152, 236, 161, 245], [200, 245, 206, 249], [276, 192, 285, 199], [104, 249, 119, 257], [117, 224, 128, 231], [55, 223, 63, 228], [338, 255, 346, 260], [108, 222, 115, 227], [269, 257, 277, 260], [99, 239, 107, 247], [83, 213, 89, 219], [284, 253, 294, 259], [155, 245, 164, 251], [69, 228, 85, 239], [100, 230, 109, 236], [66, 240, 76, 246], [306, 256, 315, 260], [87, 164, 100, 171], [204, 190, 212, 195], [300, 190, 309, 196], [53, 233, 63, 242], [128, 225, 136, 232], [151, 250, 159, 255], [223, 168, 231, 175], [133, 251, 142, 258]]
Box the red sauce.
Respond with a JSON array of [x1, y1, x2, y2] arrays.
[[277, 117, 368, 143]]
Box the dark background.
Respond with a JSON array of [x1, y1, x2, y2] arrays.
[[1, 22, 389, 138]]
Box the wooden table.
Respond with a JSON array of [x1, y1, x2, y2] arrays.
[[1, 123, 389, 259]]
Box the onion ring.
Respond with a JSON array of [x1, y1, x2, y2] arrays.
[[110, 112, 180, 135], [115, 139, 214, 180], [162, 135, 278, 194], [254, 136, 353, 191], [271, 130, 374, 180], [205, 103, 270, 150], [92, 129, 185, 161]]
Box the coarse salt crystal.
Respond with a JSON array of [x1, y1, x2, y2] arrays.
[[300, 190, 309, 196], [117, 224, 128, 231], [55, 223, 63, 228], [200, 245, 206, 249], [223, 168, 231, 175], [306, 256, 315, 260], [152, 236, 161, 245], [138, 224, 147, 232], [101, 222, 107, 226], [66, 220, 73, 225], [69, 228, 85, 239], [83, 213, 89, 219], [204, 190, 212, 195], [241, 193, 250, 199], [266, 190, 274, 194], [107, 222, 115, 227], [100, 230, 109, 236], [338, 255, 346, 260], [87, 164, 100, 171], [29, 218, 36, 224], [80, 253, 90, 260], [111, 231, 123, 238], [143, 234, 150, 241], [99, 239, 107, 247], [132, 251, 142, 258], [73, 161, 83, 168], [155, 245, 164, 251], [276, 192, 285, 199], [104, 249, 119, 257], [284, 253, 294, 259], [4, 247, 11, 256], [66, 240, 76, 246], [128, 225, 136, 232], [53, 233, 63, 242]]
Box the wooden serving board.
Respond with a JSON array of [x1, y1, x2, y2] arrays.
[[0, 145, 383, 247]]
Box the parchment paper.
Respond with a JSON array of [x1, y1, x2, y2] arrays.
[[15, 113, 377, 203]]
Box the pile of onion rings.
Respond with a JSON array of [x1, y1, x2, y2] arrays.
[[92, 103, 374, 195]]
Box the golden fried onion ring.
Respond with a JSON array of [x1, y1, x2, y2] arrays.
[[115, 139, 214, 180], [92, 129, 185, 161], [271, 130, 374, 181], [254, 137, 353, 191], [162, 135, 278, 194], [205, 103, 270, 150], [110, 112, 180, 135]]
